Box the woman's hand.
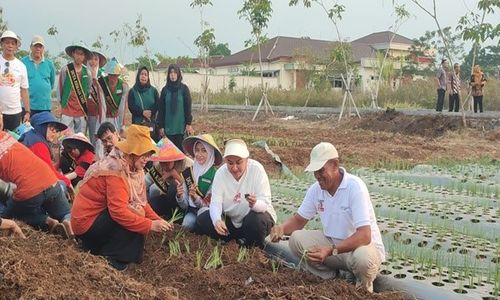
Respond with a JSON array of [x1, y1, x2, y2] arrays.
[[214, 220, 229, 236], [143, 110, 152, 119], [185, 125, 194, 136], [176, 180, 184, 197], [150, 219, 173, 233], [245, 194, 256, 208], [188, 185, 198, 200], [1, 219, 26, 238]]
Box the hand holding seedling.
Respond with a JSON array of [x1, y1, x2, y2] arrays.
[[151, 219, 173, 233], [176, 180, 184, 197], [215, 220, 229, 236], [189, 184, 198, 201], [269, 225, 284, 242], [307, 245, 333, 263], [245, 193, 256, 208]]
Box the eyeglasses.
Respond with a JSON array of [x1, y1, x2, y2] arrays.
[[4, 61, 9, 75]]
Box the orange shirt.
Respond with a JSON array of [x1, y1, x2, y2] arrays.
[[0, 132, 58, 201], [71, 174, 160, 236]]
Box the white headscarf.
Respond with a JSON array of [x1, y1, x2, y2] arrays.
[[192, 140, 214, 182]]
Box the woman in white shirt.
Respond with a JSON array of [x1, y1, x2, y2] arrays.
[[195, 139, 276, 247]]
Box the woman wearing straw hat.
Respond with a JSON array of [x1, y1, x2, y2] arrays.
[[176, 134, 222, 231], [60, 133, 96, 187], [98, 57, 129, 134], [58, 42, 93, 134], [196, 139, 276, 248], [87, 50, 107, 146], [71, 125, 173, 271], [146, 137, 192, 220]]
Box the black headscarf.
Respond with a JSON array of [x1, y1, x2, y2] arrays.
[[134, 66, 151, 92], [166, 64, 182, 112]]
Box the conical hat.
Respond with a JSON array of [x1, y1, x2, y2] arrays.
[[65, 41, 92, 59], [91, 50, 107, 68], [182, 134, 223, 166], [63, 132, 95, 152], [103, 57, 122, 75], [150, 137, 186, 162]]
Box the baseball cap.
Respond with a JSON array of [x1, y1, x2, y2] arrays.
[[223, 139, 249, 159], [305, 142, 339, 172], [31, 35, 45, 46]]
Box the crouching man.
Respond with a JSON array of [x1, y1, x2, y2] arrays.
[[269, 142, 385, 293]]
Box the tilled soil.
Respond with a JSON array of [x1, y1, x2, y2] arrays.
[[0, 225, 405, 299]]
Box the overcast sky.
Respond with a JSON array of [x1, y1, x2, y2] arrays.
[[2, 0, 496, 63]]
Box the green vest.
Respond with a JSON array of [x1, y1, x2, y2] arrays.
[[104, 76, 124, 115], [197, 166, 216, 197], [61, 64, 89, 108], [132, 87, 156, 124], [164, 90, 185, 135]]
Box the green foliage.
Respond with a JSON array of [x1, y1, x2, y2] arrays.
[[238, 0, 273, 38], [0, 7, 7, 33], [228, 75, 237, 92], [190, 0, 212, 8], [194, 28, 216, 54], [457, 0, 500, 44], [209, 43, 231, 56], [14, 49, 29, 60], [47, 25, 58, 36], [204, 245, 223, 269], [92, 36, 105, 50], [462, 45, 500, 78]]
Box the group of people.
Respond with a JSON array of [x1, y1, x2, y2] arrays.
[[436, 58, 487, 113], [0, 29, 386, 293]]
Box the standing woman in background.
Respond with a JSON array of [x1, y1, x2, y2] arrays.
[[157, 64, 193, 151], [128, 66, 159, 141], [470, 65, 487, 113]]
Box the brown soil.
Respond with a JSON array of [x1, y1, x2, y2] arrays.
[[193, 110, 500, 173], [0, 225, 404, 299]]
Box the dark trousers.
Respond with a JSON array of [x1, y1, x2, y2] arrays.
[[77, 210, 145, 264], [473, 96, 483, 113], [448, 93, 460, 112], [148, 183, 182, 221], [2, 113, 22, 131], [195, 210, 274, 248], [3, 184, 70, 231], [436, 88, 445, 112], [167, 134, 185, 153]]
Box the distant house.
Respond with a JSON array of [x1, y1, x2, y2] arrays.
[[210, 31, 428, 91]]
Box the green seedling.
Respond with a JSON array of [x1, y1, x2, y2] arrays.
[[168, 240, 181, 257], [271, 259, 280, 273], [195, 250, 204, 270], [204, 245, 224, 270], [237, 247, 249, 263]]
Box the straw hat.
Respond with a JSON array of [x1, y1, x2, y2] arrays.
[[150, 137, 186, 162], [103, 57, 122, 75], [65, 42, 92, 59], [91, 50, 107, 68], [62, 132, 95, 152], [183, 134, 223, 166], [115, 125, 159, 156]]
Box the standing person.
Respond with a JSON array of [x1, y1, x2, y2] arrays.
[[0, 30, 30, 131], [157, 64, 193, 151], [196, 139, 276, 247], [71, 125, 173, 271], [87, 51, 107, 146], [435, 58, 448, 112], [176, 134, 222, 231], [269, 143, 385, 293], [0, 131, 72, 237], [58, 43, 92, 134], [449, 63, 461, 112], [21, 35, 56, 116], [60, 133, 96, 187], [470, 65, 487, 113], [128, 66, 160, 141], [98, 57, 128, 133]]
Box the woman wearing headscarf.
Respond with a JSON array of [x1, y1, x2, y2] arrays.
[[470, 65, 487, 113], [71, 125, 173, 271], [176, 134, 222, 231], [128, 66, 160, 140], [157, 64, 194, 151], [60, 133, 96, 187], [19, 111, 71, 188]]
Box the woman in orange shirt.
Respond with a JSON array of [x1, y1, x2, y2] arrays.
[[71, 125, 173, 271]]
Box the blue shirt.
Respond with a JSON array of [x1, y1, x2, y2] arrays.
[[21, 55, 56, 111]]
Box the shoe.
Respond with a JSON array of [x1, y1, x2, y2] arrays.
[[107, 258, 128, 271]]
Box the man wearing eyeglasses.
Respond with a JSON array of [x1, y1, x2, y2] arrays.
[[21, 35, 56, 117], [0, 30, 30, 131]]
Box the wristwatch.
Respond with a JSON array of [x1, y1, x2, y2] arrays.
[[331, 245, 338, 256]]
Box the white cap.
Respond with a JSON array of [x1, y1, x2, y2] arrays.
[[305, 142, 339, 172], [0, 30, 21, 46], [31, 35, 45, 46], [223, 139, 249, 159]]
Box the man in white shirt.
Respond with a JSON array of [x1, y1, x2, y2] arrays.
[[196, 139, 276, 247], [269, 142, 385, 293], [0, 30, 30, 131]]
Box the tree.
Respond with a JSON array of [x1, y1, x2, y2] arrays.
[[238, 0, 274, 121], [191, 0, 215, 113], [462, 45, 500, 78], [209, 43, 231, 56], [0, 7, 8, 33]]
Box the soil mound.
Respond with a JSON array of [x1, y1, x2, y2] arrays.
[[1, 225, 404, 299], [351, 109, 463, 137]]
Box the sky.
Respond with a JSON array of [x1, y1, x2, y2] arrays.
[[1, 0, 497, 63]]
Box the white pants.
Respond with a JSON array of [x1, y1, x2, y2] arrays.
[[60, 115, 87, 134], [289, 229, 382, 293]]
